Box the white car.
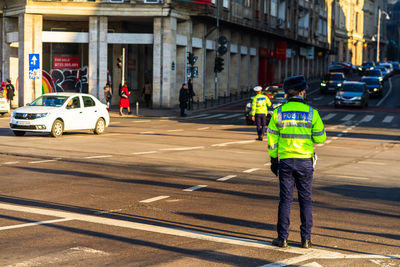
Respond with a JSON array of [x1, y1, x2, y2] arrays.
[[0, 98, 10, 115], [10, 93, 110, 137]]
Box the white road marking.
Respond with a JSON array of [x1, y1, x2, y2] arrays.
[[341, 114, 355, 121], [243, 168, 260, 173], [313, 96, 323, 101], [331, 137, 339, 140], [140, 195, 170, 203], [201, 114, 226, 119], [131, 151, 157, 155], [264, 163, 271, 166], [183, 185, 207, 191], [217, 175, 237, 181], [109, 121, 121, 125], [84, 155, 112, 159], [335, 175, 369, 180], [0, 203, 398, 263], [28, 158, 62, 164], [382, 115, 394, 123], [159, 146, 204, 151], [316, 144, 324, 147], [139, 131, 155, 134], [219, 113, 243, 119], [337, 133, 343, 137], [167, 129, 184, 132], [94, 208, 124, 215], [4, 161, 19, 165], [358, 161, 386, 165], [197, 127, 210, 130], [322, 113, 336, 121], [325, 140, 332, 144], [377, 78, 392, 106], [211, 140, 255, 147], [260, 255, 314, 267], [301, 262, 324, 267], [160, 116, 176, 119], [133, 120, 150, 123], [188, 114, 210, 119], [0, 218, 72, 231], [328, 100, 334, 105], [360, 115, 374, 122]]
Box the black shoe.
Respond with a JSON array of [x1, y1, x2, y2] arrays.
[[128, 112, 132, 115], [301, 239, 312, 249], [272, 238, 288, 248], [256, 136, 263, 141]]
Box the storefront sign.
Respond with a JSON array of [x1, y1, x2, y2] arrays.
[[275, 41, 287, 60], [53, 57, 79, 69]]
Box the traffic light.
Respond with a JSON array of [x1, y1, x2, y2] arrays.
[[214, 56, 224, 73], [217, 36, 228, 56], [187, 52, 198, 66], [116, 57, 122, 69]]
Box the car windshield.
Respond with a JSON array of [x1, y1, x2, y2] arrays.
[[29, 95, 68, 107], [275, 92, 285, 99], [367, 70, 381, 76], [362, 79, 379, 85], [340, 84, 364, 92], [362, 62, 373, 67]]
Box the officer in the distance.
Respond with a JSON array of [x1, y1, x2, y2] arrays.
[[266, 75, 326, 248], [251, 86, 271, 141]]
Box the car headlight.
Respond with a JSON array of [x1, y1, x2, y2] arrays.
[[379, 77, 383, 81], [320, 82, 326, 86], [373, 88, 378, 92], [12, 111, 17, 118], [34, 113, 48, 119], [337, 83, 342, 87], [370, 67, 374, 70], [354, 96, 362, 100], [358, 67, 362, 71]]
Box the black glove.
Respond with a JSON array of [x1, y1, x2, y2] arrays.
[[270, 157, 279, 176]]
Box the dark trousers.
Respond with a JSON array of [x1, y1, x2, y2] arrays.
[[277, 158, 313, 241], [255, 114, 267, 138]]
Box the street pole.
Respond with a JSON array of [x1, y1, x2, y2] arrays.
[[122, 47, 125, 83], [377, 8, 381, 63], [214, 0, 220, 101]]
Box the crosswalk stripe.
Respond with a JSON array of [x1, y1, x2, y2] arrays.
[[360, 115, 374, 122], [200, 114, 226, 119], [322, 113, 336, 121], [341, 114, 355, 121], [188, 114, 210, 119], [219, 113, 243, 119], [383, 116, 394, 123]]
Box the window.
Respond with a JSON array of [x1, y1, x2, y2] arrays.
[[83, 96, 96, 107], [67, 96, 81, 109], [270, 0, 277, 17]]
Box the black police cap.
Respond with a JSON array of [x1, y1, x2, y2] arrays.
[[283, 75, 308, 92]]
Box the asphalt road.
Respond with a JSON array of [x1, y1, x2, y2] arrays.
[[0, 74, 399, 266]]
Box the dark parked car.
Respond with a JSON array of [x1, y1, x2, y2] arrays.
[[320, 72, 346, 94], [335, 82, 369, 108], [364, 69, 383, 82], [360, 62, 375, 75], [361, 76, 383, 98]]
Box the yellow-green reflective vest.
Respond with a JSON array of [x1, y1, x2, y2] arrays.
[[251, 94, 271, 116], [267, 100, 326, 159]]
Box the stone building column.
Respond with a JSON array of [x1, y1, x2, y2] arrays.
[[2, 17, 18, 94], [89, 16, 108, 101], [192, 24, 205, 102], [18, 14, 42, 106], [153, 16, 177, 108]]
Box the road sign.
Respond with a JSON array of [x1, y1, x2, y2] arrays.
[[29, 53, 40, 79]]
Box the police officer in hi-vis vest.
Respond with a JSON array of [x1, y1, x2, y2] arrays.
[[251, 86, 271, 141], [267, 75, 326, 248]]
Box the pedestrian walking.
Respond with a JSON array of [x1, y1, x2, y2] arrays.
[[187, 78, 195, 110], [6, 79, 15, 109], [119, 82, 131, 116], [104, 83, 112, 111], [179, 83, 189, 117], [266, 75, 326, 249], [142, 80, 152, 108], [251, 86, 271, 141]]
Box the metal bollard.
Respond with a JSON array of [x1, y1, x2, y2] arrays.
[[197, 99, 200, 110], [224, 92, 226, 104], [204, 98, 207, 109], [136, 101, 139, 116]]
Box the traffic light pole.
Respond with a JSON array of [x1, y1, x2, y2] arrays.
[[121, 47, 125, 84], [214, 0, 220, 101]]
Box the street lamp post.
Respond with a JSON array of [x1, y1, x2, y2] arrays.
[[376, 8, 390, 62]]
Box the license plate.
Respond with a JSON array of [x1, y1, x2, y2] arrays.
[[16, 120, 30, 126]]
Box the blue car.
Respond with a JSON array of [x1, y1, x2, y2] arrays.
[[361, 76, 383, 98], [335, 82, 369, 108]]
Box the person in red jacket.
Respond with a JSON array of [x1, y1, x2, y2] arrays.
[[119, 82, 131, 116]]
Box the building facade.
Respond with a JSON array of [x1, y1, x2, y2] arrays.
[[1, 0, 330, 109]]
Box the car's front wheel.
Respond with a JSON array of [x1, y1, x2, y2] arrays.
[[94, 118, 105, 135], [50, 119, 64, 137], [13, 131, 25, 136]]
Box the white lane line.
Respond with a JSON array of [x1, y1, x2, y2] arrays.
[[341, 114, 355, 121], [360, 115, 374, 122], [166, 129, 184, 132], [313, 96, 323, 101], [131, 151, 157, 155], [335, 175, 369, 180], [160, 116, 176, 119], [28, 158, 62, 164], [133, 120, 150, 123], [159, 146, 204, 151], [316, 143, 324, 147], [188, 114, 210, 119], [197, 127, 210, 130], [109, 121, 121, 125], [219, 113, 243, 119], [211, 140, 255, 147], [358, 161, 386, 165], [201, 114, 226, 119], [377, 78, 392, 106], [260, 254, 314, 267], [84, 155, 112, 159], [139, 131, 155, 134], [331, 137, 339, 140], [4, 161, 19, 165], [0, 203, 399, 262], [322, 113, 337, 121], [243, 168, 260, 173], [217, 175, 237, 181], [183, 185, 207, 191], [0, 218, 72, 231], [300, 262, 324, 267], [382, 115, 394, 123], [140, 196, 170, 203], [337, 133, 343, 137]]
